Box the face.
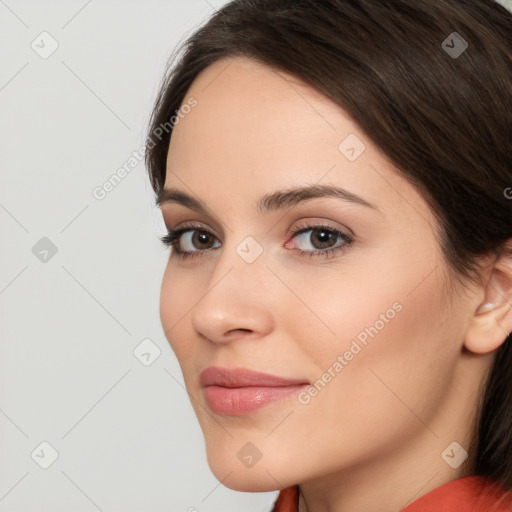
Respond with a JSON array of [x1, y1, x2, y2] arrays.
[[158, 56, 478, 492]]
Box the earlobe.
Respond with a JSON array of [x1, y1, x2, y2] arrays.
[[475, 302, 496, 314], [465, 302, 511, 354]]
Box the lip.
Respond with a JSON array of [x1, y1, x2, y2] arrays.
[[200, 366, 310, 416], [200, 366, 309, 388]]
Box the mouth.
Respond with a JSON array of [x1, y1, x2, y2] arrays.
[[199, 366, 310, 416]]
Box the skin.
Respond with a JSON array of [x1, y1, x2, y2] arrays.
[[158, 56, 512, 512]]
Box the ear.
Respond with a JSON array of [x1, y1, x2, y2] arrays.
[[465, 239, 512, 354]]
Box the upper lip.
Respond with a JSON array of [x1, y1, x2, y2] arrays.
[[200, 366, 310, 388]]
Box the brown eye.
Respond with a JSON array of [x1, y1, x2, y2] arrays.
[[189, 231, 216, 250], [285, 223, 354, 259], [308, 228, 338, 249], [176, 229, 220, 253], [160, 227, 221, 258]]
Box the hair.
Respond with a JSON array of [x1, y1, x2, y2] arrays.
[[144, 0, 512, 494]]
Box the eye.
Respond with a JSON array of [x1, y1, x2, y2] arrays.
[[285, 223, 353, 259], [160, 224, 220, 260]]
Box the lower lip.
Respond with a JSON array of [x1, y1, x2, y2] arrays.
[[204, 384, 309, 416]]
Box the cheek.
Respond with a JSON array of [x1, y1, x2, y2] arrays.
[[291, 262, 456, 438], [287, 232, 451, 370], [159, 266, 196, 363]]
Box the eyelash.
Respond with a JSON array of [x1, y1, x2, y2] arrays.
[[160, 222, 354, 261]]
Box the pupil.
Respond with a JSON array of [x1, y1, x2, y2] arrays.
[[313, 229, 335, 249], [195, 231, 211, 248]]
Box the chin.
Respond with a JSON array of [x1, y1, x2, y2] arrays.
[[204, 442, 291, 493]]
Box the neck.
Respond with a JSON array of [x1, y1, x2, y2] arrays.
[[298, 444, 471, 512], [293, 352, 487, 512]]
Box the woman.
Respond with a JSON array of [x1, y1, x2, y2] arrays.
[[144, 1, 512, 510]]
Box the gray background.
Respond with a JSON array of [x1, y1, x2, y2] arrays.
[[1, 0, 511, 511]]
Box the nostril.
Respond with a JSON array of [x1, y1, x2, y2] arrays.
[[227, 328, 253, 336]]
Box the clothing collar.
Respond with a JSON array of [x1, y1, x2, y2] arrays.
[[270, 475, 512, 512]]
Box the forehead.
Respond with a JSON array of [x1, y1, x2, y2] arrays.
[[189, 56, 328, 107], [163, 56, 434, 228], [171, 56, 355, 146], [166, 56, 362, 180]]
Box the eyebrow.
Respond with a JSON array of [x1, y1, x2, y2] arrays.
[[156, 184, 379, 214]]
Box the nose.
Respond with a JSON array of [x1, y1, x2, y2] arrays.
[[190, 247, 275, 344]]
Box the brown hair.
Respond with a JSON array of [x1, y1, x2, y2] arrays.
[[145, 0, 512, 492]]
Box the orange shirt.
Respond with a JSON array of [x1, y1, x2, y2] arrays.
[[270, 475, 512, 512]]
